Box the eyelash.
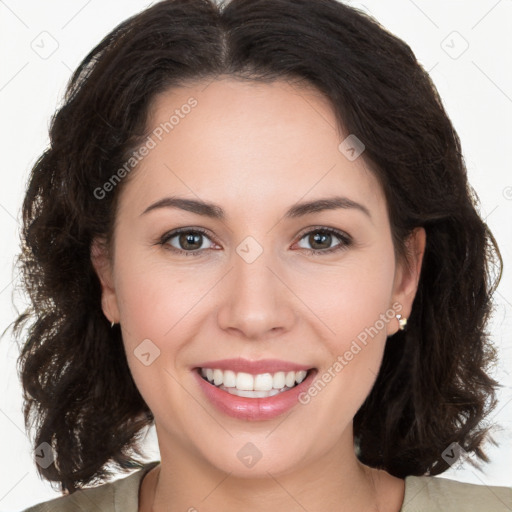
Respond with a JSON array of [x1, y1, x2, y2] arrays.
[[157, 226, 352, 257]]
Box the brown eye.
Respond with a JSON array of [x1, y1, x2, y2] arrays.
[[178, 232, 204, 250], [160, 228, 215, 255], [296, 227, 352, 255], [308, 231, 333, 250]]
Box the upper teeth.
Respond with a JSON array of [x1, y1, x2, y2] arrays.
[[201, 368, 308, 391]]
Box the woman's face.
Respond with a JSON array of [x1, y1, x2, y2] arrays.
[[92, 77, 424, 478]]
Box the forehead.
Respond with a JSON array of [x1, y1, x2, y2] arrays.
[[118, 78, 386, 224]]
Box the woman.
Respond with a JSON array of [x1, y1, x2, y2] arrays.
[[13, 0, 511, 510]]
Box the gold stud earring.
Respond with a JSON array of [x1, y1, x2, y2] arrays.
[[396, 314, 407, 331]]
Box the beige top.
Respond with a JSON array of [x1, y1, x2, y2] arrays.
[[22, 461, 512, 511]]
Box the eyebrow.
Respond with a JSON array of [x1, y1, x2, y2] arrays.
[[140, 195, 372, 221]]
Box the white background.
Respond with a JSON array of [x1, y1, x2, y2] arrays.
[[0, 0, 511, 510]]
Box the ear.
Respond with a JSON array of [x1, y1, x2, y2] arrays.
[[387, 227, 426, 336], [90, 236, 120, 324]]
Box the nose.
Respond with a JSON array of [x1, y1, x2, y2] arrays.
[[216, 240, 296, 341]]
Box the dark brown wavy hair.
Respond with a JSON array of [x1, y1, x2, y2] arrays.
[[10, 0, 503, 494]]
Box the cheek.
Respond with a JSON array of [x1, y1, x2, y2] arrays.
[[115, 271, 171, 345], [111, 247, 218, 400], [295, 244, 396, 417], [112, 251, 197, 429], [294, 244, 396, 348], [112, 246, 202, 344], [335, 256, 396, 373]]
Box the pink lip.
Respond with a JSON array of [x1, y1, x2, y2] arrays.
[[193, 367, 318, 421], [193, 358, 313, 374]]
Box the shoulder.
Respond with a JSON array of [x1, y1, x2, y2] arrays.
[[20, 461, 160, 512], [401, 475, 512, 512]]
